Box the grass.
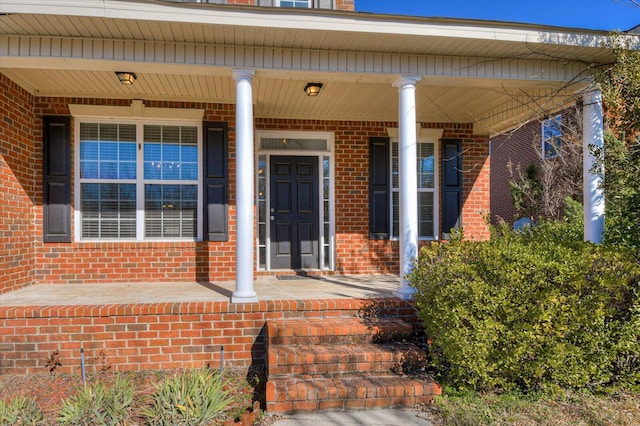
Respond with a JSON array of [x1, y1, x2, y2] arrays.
[[433, 388, 640, 426]]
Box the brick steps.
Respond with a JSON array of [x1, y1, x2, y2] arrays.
[[268, 342, 426, 376], [265, 317, 441, 413], [266, 317, 413, 345]]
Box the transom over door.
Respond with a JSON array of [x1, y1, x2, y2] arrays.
[[270, 155, 319, 269]]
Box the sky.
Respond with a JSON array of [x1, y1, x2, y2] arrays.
[[354, 0, 640, 31]]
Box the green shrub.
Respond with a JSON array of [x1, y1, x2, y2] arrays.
[[0, 395, 43, 426], [410, 221, 640, 393], [57, 374, 135, 425], [141, 368, 233, 426]]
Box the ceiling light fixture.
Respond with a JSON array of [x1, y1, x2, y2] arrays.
[[304, 82, 323, 97], [115, 71, 137, 85]]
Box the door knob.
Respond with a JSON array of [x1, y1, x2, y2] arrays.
[[270, 216, 275, 220]]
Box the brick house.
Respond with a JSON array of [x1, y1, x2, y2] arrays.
[[490, 105, 583, 226], [0, 0, 614, 387]]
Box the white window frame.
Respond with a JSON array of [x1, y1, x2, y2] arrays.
[[73, 117, 203, 242], [255, 130, 335, 271], [390, 138, 439, 241], [276, 0, 311, 7], [542, 114, 563, 159]]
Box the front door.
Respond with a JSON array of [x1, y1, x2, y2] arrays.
[[270, 155, 319, 269]]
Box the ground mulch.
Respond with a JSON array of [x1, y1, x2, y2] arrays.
[[0, 368, 263, 425]]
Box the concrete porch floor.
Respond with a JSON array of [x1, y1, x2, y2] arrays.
[[0, 275, 401, 306]]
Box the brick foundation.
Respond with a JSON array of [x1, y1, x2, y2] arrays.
[[0, 298, 418, 376]]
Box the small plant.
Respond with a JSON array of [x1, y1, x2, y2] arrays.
[[57, 374, 135, 425], [0, 396, 44, 426], [46, 349, 62, 373], [96, 350, 111, 372], [142, 368, 233, 426]]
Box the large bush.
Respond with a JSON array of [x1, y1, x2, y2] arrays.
[[410, 222, 640, 393]]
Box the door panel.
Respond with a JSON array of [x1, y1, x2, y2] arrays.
[[270, 156, 319, 269]]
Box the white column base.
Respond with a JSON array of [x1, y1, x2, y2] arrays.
[[393, 284, 416, 300], [231, 291, 259, 304]]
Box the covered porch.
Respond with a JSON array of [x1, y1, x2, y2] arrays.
[[0, 0, 612, 304]]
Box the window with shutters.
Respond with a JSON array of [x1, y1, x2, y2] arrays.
[[390, 140, 438, 240], [76, 121, 202, 241]]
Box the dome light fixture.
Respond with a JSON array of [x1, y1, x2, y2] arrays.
[[304, 82, 323, 97], [115, 71, 137, 85]]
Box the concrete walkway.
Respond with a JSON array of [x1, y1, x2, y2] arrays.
[[266, 408, 435, 425]]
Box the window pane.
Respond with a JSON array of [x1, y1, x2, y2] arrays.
[[144, 125, 198, 181], [279, 0, 309, 7], [145, 184, 197, 238], [419, 192, 435, 238], [418, 143, 435, 189], [80, 183, 136, 239], [391, 142, 399, 187], [80, 124, 136, 180], [392, 191, 399, 237], [543, 115, 562, 159]]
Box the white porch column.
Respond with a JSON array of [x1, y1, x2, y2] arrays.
[[232, 69, 258, 303], [583, 89, 605, 244], [393, 75, 422, 300]]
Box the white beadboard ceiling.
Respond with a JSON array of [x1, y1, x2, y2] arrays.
[[0, 1, 623, 134]]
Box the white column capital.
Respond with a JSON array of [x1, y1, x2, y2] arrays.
[[582, 88, 602, 106], [232, 69, 256, 82], [393, 75, 422, 90]]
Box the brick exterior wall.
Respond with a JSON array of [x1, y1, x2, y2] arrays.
[[490, 121, 542, 225], [0, 74, 37, 294], [1, 82, 489, 290], [0, 298, 418, 376]]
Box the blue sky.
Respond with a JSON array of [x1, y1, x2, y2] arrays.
[[354, 0, 640, 31]]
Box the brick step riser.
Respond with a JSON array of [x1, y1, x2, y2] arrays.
[[266, 376, 441, 413], [266, 319, 414, 345], [267, 333, 413, 346], [267, 345, 425, 377]]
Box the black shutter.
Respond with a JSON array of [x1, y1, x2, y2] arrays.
[[43, 116, 71, 243], [204, 122, 228, 241], [369, 137, 390, 239], [441, 139, 463, 240]]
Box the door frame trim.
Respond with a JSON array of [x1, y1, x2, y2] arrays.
[[256, 130, 335, 272]]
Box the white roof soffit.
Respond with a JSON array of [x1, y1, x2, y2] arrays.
[[0, 0, 631, 135], [0, 0, 620, 61]]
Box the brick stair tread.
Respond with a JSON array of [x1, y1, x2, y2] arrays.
[[268, 342, 426, 377], [266, 374, 441, 413], [267, 317, 413, 345]]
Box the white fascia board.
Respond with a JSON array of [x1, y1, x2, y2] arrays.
[[0, 0, 618, 50]]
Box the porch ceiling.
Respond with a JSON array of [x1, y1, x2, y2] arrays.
[[0, 0, 622, 135]]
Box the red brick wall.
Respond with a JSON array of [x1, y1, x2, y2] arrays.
[[443, 123, 491, 240], [490, 121, 541, 226], [335, 0, 354, 10], [0, 298, 417, 376], [0, 92, 490, 285], [0, 74, 37, 294]]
